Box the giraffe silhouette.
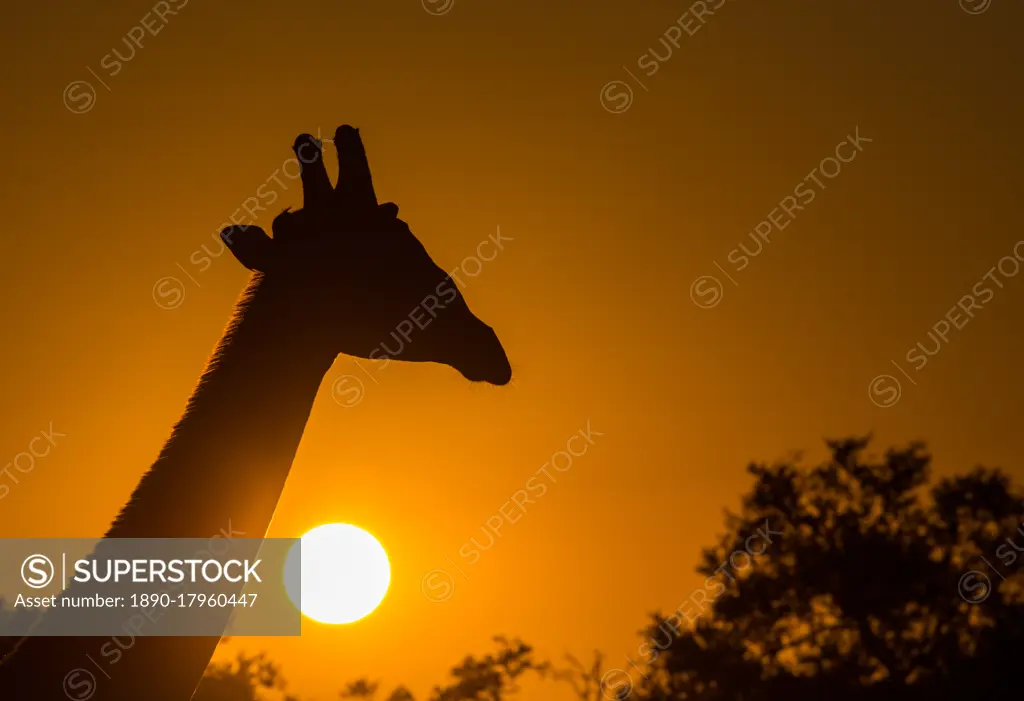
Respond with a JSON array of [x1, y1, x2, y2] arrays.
[[0, 125, 512, 700]]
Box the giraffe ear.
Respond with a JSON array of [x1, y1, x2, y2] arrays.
[[222, 225, 275, 272]]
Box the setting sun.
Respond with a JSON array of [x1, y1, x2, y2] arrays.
[[284, 523, 391, 625]]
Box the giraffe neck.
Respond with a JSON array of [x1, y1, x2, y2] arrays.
[[108, 274, 337, 540], [0, 275, 337, 700]]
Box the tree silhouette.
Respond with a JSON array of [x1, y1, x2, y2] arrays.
[[339, 677, 414, 701], [628, 436, 1024, 701], [538, 650, 626, 701], [340, 678, 381, 698], [192, 650, 300, 701], [427, 636, 538, 701], [335, 638, 539, 701]]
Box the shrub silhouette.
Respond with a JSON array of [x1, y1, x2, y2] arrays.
[[192, 648, 302, 701]]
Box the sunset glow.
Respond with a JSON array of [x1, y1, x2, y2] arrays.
[[284, 523, 391, 625]]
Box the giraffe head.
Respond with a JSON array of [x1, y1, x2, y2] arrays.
[[222, 126, 512, 386]]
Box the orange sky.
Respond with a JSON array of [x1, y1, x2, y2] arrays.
[[2, 0, 1023, 698]]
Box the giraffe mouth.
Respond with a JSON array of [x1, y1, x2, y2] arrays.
[[458, 359, 513, 386], [452, 325, 512, 385]]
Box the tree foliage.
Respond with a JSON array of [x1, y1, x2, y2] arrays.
[[630, 436, 1024, 701]]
